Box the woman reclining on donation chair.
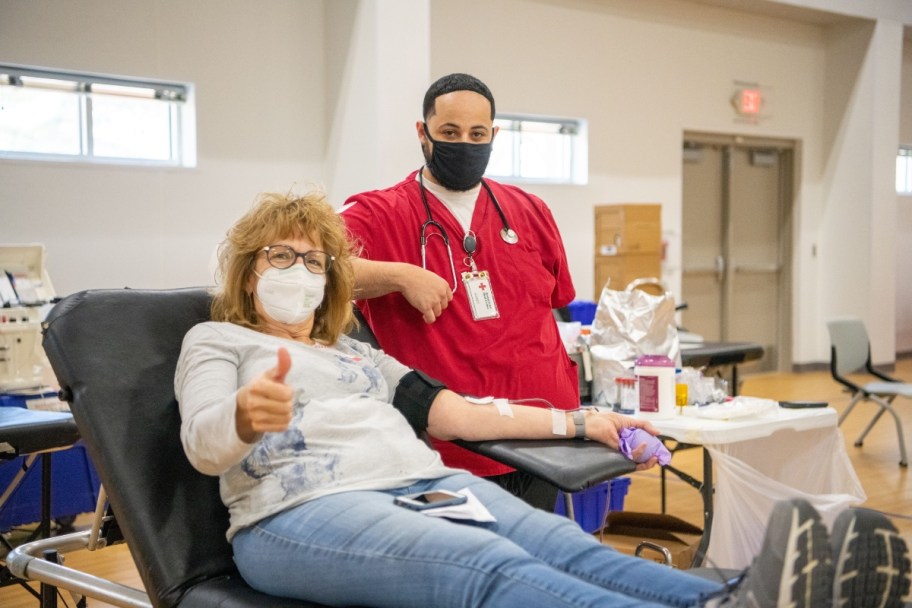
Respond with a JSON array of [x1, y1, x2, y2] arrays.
[[175, 189, 910, 608]]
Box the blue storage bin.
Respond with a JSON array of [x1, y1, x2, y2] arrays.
[[566, 300, 598, 326], [554, 476, 631, 533], [0, 389, 61, 410], [0, 441, 101, 532]]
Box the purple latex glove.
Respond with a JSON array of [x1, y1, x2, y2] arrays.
[[618, 427, 672, 465]]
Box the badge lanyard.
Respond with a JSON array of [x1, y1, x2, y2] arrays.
[[417, 169, 518, 320]]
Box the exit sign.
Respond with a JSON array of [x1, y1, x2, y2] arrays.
[[737, 88, 762, 114], [731, 81, 771, 120], [733, 88, 762, 115]]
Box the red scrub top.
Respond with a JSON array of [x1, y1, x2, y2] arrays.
[[342, 171, 578, 476]]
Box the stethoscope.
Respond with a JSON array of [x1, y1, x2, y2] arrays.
[[418, 168, 519, 292]]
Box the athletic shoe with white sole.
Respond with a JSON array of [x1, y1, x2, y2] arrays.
[[830, 507, 911, 608], [724, 498, 833, 608]]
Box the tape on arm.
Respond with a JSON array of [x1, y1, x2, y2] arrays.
[[492, 398, 514, 417], [393, 370, 447, 435], [551, 409, 568, 436], [465, 395, 515, 418]]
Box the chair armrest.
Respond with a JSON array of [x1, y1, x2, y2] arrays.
[[454, 439, 636, 493], [0, 408, 80, 455]]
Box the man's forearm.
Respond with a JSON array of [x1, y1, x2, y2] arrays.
[[351, 257, 405, 299], [351, 257, 453, 323]]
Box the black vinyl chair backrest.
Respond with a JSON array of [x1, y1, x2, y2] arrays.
[[42, 288, 316, 608]]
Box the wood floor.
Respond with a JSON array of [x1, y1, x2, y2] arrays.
[[2, 360, 910, 607]]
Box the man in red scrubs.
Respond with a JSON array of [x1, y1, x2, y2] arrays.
[[341, 73, 578, 509]]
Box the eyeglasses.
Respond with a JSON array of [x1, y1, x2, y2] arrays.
[[261, 245, 335, 274]]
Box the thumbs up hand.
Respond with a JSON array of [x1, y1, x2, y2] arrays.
[[236, 347, 294, 442]]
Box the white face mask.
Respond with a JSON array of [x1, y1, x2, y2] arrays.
[[254, 265, 326, 325]]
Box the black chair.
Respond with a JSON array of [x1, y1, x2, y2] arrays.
[[7, 287, 635, 607]]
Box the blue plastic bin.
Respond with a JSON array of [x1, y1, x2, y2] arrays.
[[0, 389, 60, 410], [554, 476, 631, 533], [1, 393, 101, 531], [566, 300, 598, 326], [0, 441, 101, 531]]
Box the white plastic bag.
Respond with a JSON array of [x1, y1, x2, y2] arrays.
[[704, 426, 866, 569]]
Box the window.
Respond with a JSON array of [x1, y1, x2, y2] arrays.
[[487, 114, 587, 185], [0, 63, 195, 167], [898, 146, 912, 195]]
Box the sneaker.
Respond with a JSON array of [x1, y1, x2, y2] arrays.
[[732, 498, 833, 608], [830, 507, 911, 607]]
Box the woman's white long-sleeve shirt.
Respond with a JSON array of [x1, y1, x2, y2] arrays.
[[174, 322, 457, 540]]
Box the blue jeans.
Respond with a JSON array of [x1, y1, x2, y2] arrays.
[[232, 473, 723, 607]]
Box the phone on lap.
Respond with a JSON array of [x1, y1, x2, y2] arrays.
[[393, 490, 468, 511]]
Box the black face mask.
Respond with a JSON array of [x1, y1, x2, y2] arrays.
[[422, 124, 493, 192]]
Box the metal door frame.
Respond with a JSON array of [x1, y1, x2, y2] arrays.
[[683, 131, 795, 372]]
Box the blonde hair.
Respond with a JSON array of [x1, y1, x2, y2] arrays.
[[211, 189, 356, 343]]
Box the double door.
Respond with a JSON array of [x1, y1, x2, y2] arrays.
[[681, 133, 794, 373]]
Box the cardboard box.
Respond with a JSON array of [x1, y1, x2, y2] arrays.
[[594, 254, 661, 295], [594, 204, 662, 256], [597, 511, 703, 570]]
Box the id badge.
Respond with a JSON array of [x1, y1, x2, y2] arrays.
[[462, 270, 500, 321]]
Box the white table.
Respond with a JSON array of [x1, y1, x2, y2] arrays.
[[651, 405, 866, 569], [656, 405, 837, 442]]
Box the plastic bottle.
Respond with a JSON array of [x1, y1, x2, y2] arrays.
[[675, 369, 689, 407], [634, 354, 676, 419]]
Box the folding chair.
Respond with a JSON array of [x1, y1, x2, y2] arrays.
[[7, 287, 636, 607], [827, 317, 911, 467]]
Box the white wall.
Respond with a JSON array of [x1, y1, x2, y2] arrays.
[[323, 0, 431, 204], [429, 0, 827, 362], [817, 20, 903, 363], [424, 0, 909, 366], [1, 0, 910, 366], [0, 0, 326, 295], [898, 37, 912, 354]]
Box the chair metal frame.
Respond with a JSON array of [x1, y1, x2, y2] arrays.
[[827, 317, 910, 467]]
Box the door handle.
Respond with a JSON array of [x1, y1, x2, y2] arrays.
[[732, 263, 780, 274], [715, 255, 725, 283]]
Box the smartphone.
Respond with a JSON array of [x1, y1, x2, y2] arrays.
[[779, 401, 828, 409], [393, 490, 468, 511]]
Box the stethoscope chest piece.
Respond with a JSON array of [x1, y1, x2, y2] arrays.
[[463, 232, 478, 255], [501, 227, 519, 245]]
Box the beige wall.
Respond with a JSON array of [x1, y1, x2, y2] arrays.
[[1, 0, 910, 364], [898, 38, 912, 353], [424, 0, 910, 364], [0, 0, 326, 293], [429, 0, 826, 298]]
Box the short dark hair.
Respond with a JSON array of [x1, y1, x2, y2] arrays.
[[422, 73, 495, 121]]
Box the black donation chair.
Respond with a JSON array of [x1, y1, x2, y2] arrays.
[[7, 287, 635, 607]]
